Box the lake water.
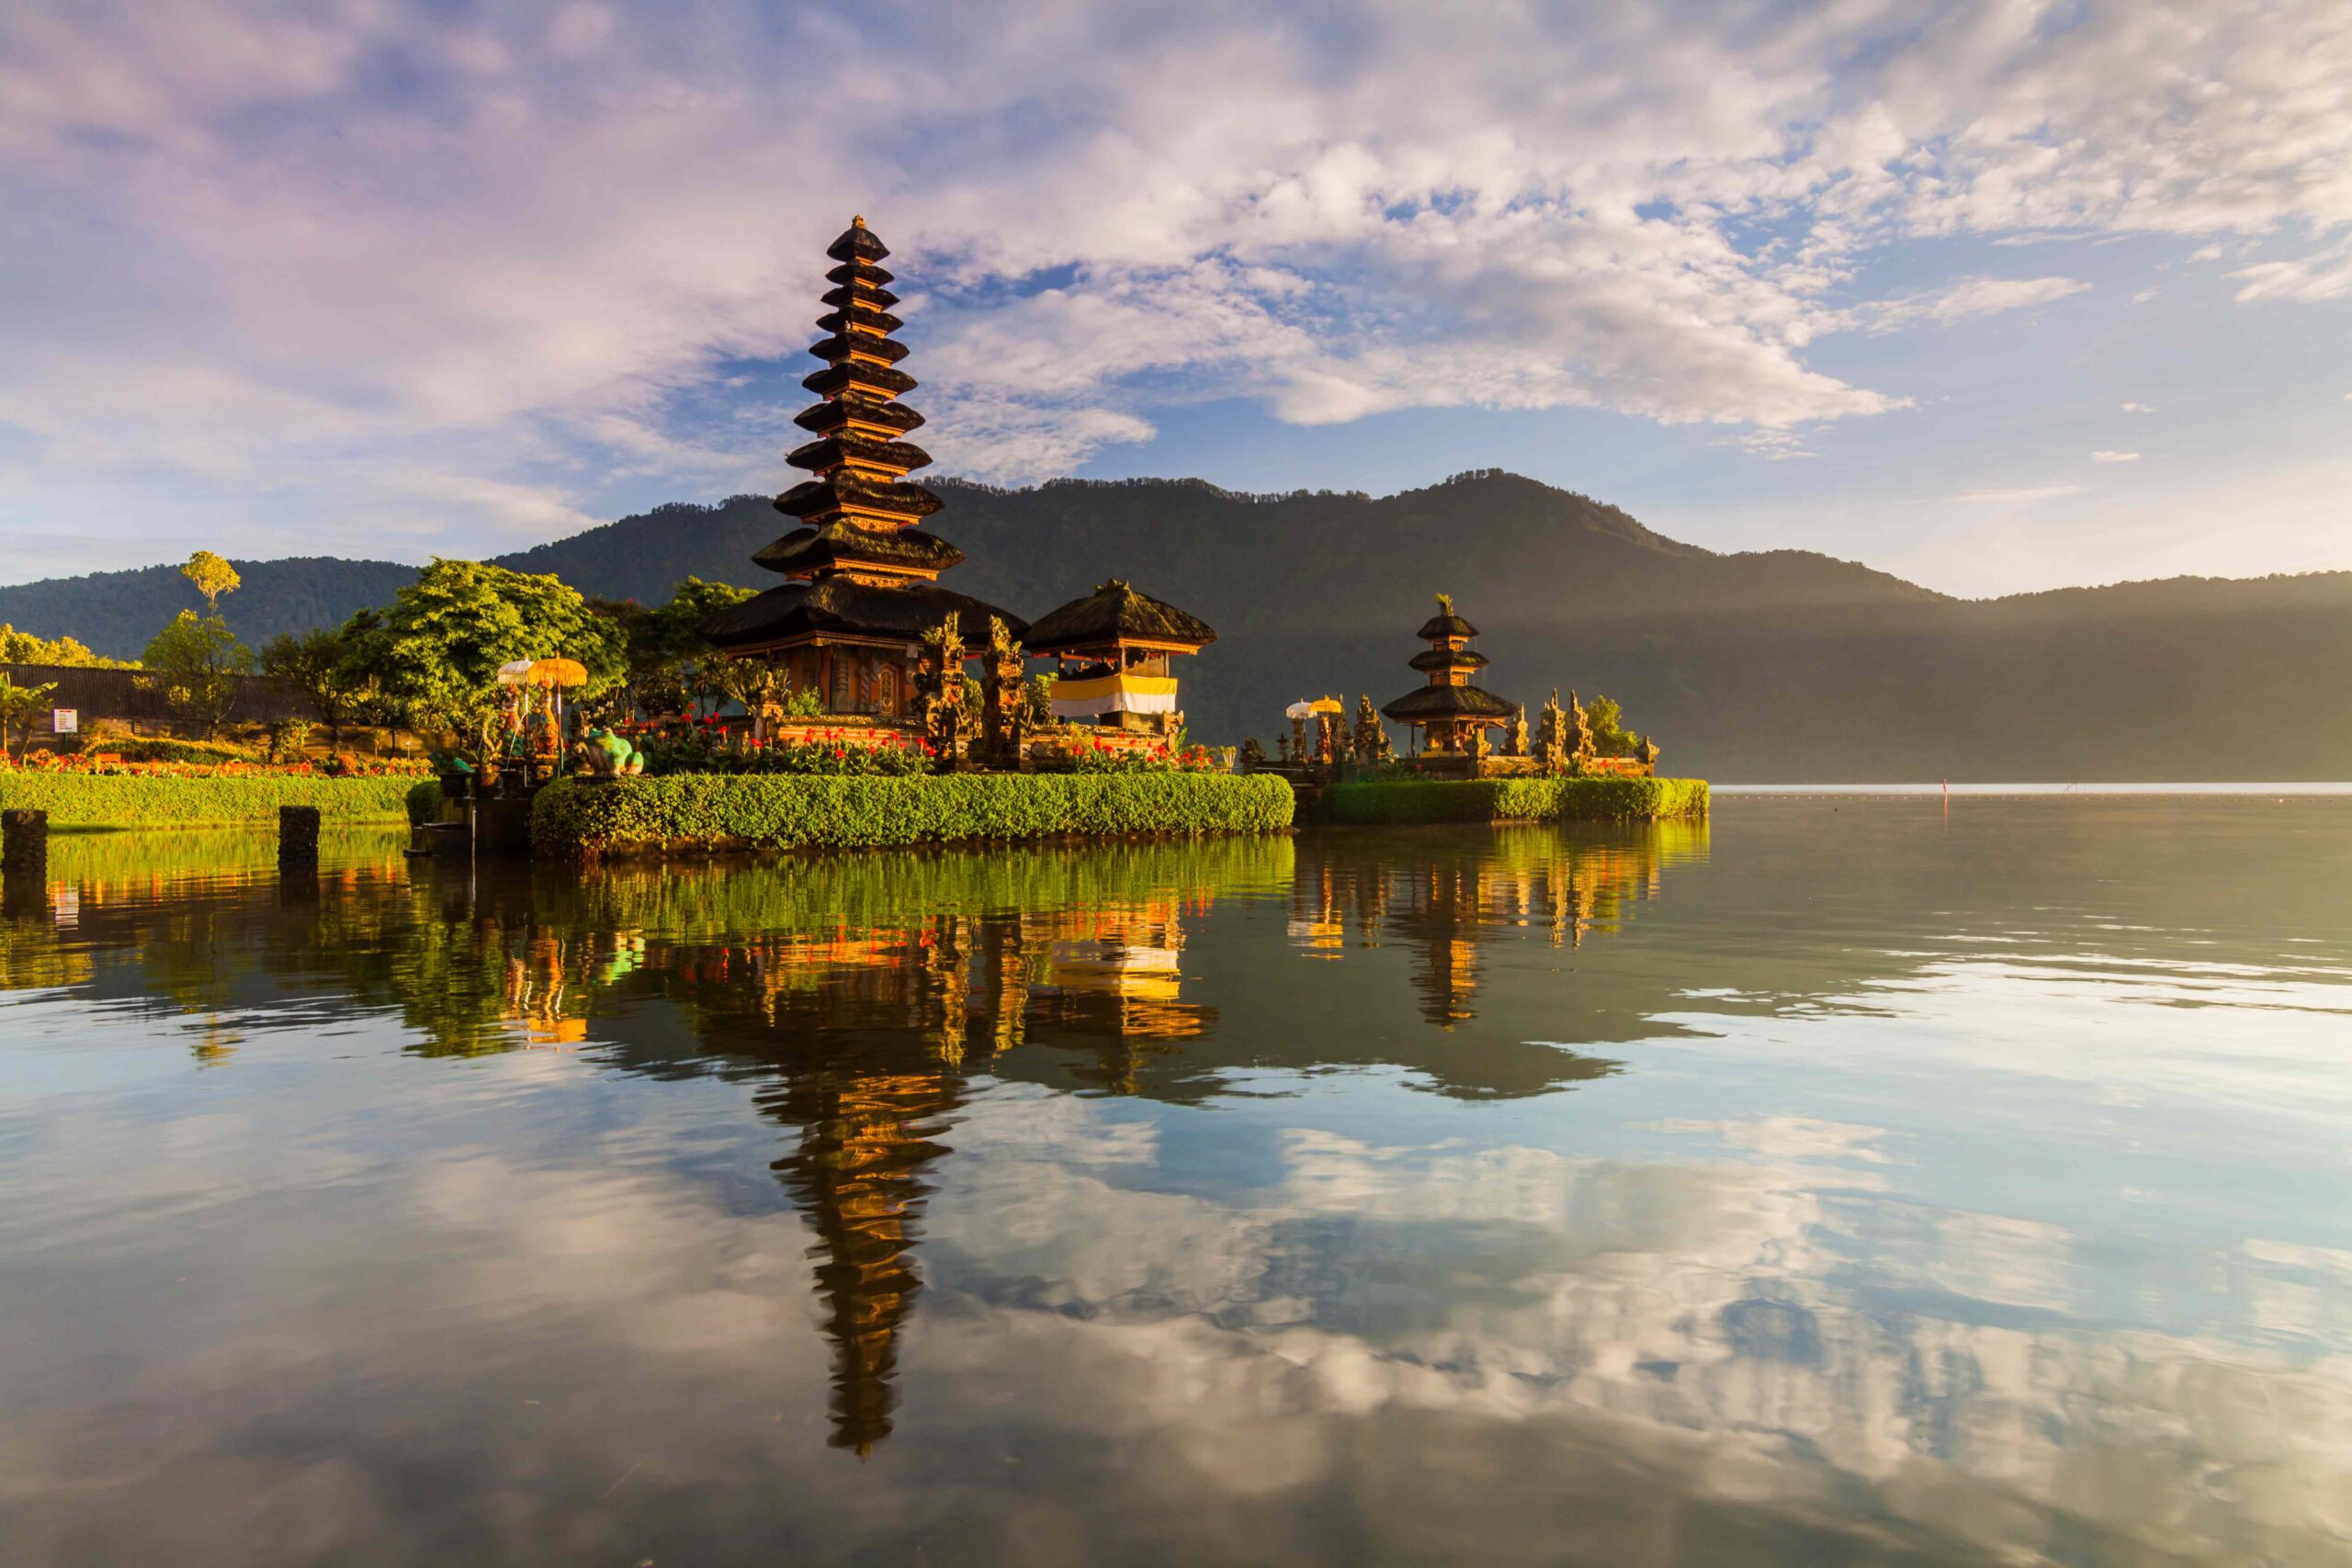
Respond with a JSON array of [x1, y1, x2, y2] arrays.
[[1, 796, 2347, 1565]]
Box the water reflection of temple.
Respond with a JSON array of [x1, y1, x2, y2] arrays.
[[613, 895, 1222, 1453], [1292, 829, 1679, 1028]]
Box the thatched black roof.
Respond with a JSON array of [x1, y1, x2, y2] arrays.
[[825, 259, 894, 288], [1416, 612, 1479, 640], [786, 433, 933, 475], [816, 305, 904, 337], [820, 282, 899, 311], [808, 332, 910, 367], [1409, 646, 1488, 673], [1381, 685, 1515, 723], [802, 361, 916, 400], [1023, 578, 1216, 655], [701, 578, 1024, 651], [776, 472, 944, 523], [753, 524, 966, 577], [794, 397, 924, 437], [825, 219, 889, 264]]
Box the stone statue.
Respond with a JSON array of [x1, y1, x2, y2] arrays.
[[1506, 704, 1528, 757], [1239, 738, 1266, 771], [979, 615, 1027, 766], [1634, 735, 1659, 769], [1289, 714, 1308, 763], [1467, 723, 1489, 767], [1566, 688, 1596, 772], [920, 617, 971, 761], [1538, 689, 1568, 776], [1276, 732, 1291, 763]]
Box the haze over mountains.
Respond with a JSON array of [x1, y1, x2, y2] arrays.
[[6, 470, 2347, 781]]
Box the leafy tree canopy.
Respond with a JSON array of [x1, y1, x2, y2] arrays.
[[0, 623, 134, 669], [345, 558, 624, 736], [181, 550, 241, 612], [141, 609, 254, 738]]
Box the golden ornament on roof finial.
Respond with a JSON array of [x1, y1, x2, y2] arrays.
[[853, 214, 865, 226]]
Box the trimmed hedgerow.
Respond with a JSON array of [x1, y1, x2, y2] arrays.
[[533, 772, 1296, 856], [1320, 775, 1709, 825], [0, 773, 420, 829]]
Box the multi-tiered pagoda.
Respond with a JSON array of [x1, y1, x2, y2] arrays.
[[702, 218, 1024, 716], [1381, 595, 1515, 752]]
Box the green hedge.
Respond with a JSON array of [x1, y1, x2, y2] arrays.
[[406, 778, 451, 829], [533, 772, 1296, 856], [1320, 775, 1709, 825], [0, 773, 419, 829]]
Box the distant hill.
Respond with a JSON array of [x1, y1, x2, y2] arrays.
[[5, 470, 2348, 779]]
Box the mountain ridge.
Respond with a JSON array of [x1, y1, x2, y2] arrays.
[[5, 470, 2347, 778]]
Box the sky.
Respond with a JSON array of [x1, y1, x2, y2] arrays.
[[1, 0, 2347, 598]]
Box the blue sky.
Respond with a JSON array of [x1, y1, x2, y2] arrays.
[[1, 0, 2346, 596]]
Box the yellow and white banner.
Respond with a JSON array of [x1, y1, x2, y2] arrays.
[[1051, 672, 1179, 717]]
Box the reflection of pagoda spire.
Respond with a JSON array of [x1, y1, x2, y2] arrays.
[[1406, 865, 1485, 1027], [762, 1066, 964, 1456]]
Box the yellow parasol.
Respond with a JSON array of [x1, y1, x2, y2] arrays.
[[527, 658, 589, 688], [1308, 695, 1344, 714]]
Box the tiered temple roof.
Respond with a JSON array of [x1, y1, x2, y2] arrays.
[[1382, 597, 1514, 741], [703, 218, 1024, 654]]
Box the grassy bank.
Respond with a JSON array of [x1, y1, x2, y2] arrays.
[[1319, 775, 1710, 825], [0, 773, 423, 829], [533, 772, 1296, 856]]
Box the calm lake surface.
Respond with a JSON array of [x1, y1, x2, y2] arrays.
[[2, 796, 2347, 1565]]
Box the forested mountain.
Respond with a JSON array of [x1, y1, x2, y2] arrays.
[[6, 470, 2348, 779]]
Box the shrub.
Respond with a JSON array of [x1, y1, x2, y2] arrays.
[[534, 772, 1296, 856], [0, 772, 420, 829], [405, 778, 448, 828], [69, 736, 264, 765], [639, 731, 929, 777], [1320, 775, 1710, 825]]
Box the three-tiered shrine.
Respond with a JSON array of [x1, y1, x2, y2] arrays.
[[702, 218, 1025, 716], [1381, 596, 1515, 752]]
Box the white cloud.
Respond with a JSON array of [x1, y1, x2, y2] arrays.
[[1951, 485, 2086, 503], [2231, 234, 2352, 304], [0, 0, 2347, 567], [1713, 429, 1818, 461], [2120, 401, 2156, 412], [2089, 450, 2142, 463], [1853, 276, 2089, 333]]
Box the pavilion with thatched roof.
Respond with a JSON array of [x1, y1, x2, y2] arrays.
[[1025, 578, 1216, 728]]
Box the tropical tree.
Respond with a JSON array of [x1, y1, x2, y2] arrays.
[[342, 558, 625, 744], [260, 626, 367, 747], [140, 611, 253, 738], [0, 624, 135, 669], [628, 577, 755, 719], [181, 550, 241, 613], [1585, 694, 1637, 757], [0, 673, 58, 761]]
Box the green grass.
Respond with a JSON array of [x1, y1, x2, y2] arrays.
[[0, 773, 419, 829], [533, 771, 1296, 856], [1319, 775, 1709, 825]]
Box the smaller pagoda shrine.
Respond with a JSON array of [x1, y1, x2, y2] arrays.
[[1381, 594, 1515, 753], [1024, 579, 1216, 732]]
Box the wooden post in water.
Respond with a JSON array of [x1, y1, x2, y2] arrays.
[[3, 809, 47, 879], [3, 808, 48, 917], [278, 805, 321, 873]]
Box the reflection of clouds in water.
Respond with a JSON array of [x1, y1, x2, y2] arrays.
[[921, 1105, 2352, 1562]]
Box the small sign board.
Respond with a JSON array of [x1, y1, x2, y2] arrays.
[[51, 708, 77, 735]]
